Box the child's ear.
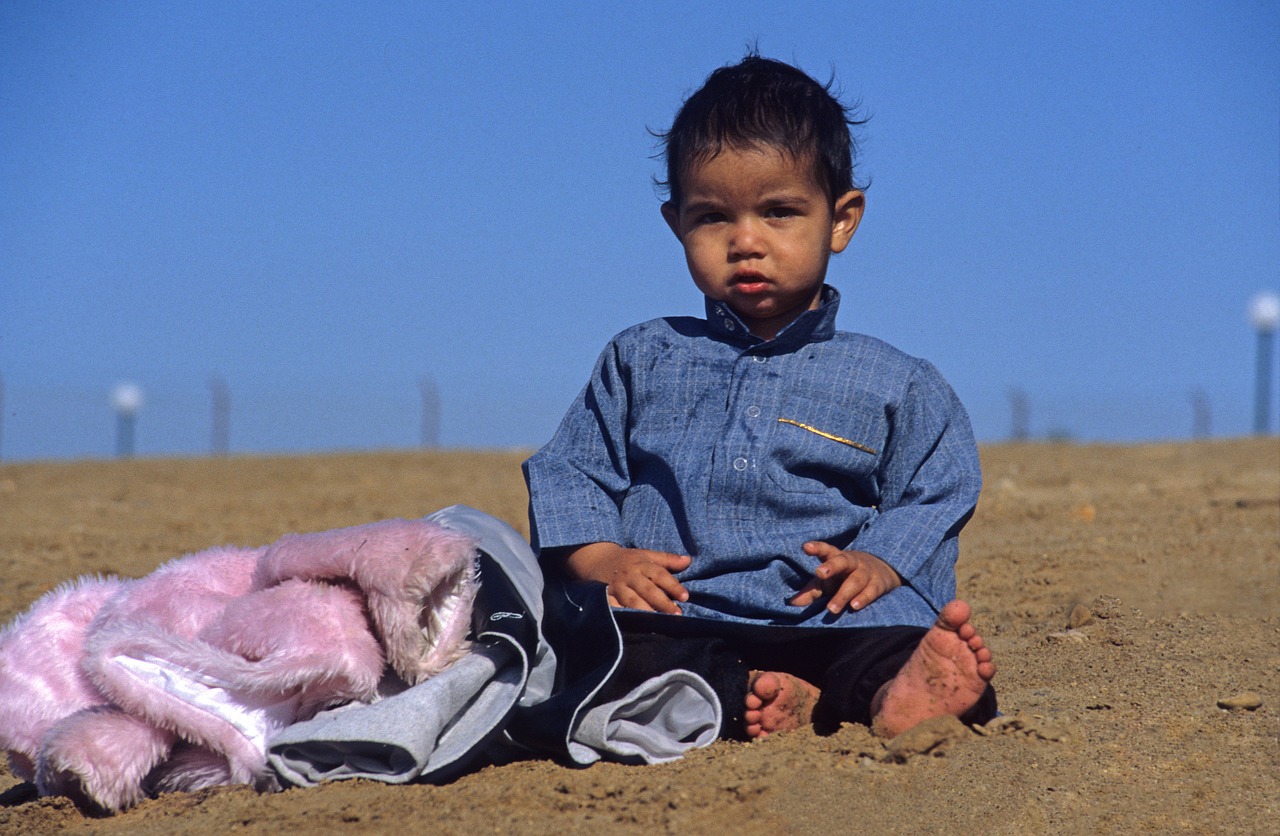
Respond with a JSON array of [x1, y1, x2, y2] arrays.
[[829, 190, 864, 254], [660, 201, 682, 239]]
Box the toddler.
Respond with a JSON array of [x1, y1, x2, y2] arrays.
[[524, 55, 996, 738]]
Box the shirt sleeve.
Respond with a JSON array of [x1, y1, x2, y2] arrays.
[[523, 340, 633, 555], [849, 359, 982, 612]]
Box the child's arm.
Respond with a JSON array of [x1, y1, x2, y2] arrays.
[[526, 336, 694, 614], [792, 358, 981, 615], [545, 542, 691, 614]]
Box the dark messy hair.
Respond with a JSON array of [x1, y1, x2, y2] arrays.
[[655, 54, 868, 207]]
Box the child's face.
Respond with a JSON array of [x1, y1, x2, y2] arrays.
[[662, 145, 863, 341]]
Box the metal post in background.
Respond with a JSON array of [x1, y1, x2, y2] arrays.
[[1188, 388, 1211, 440], [1248, 291, 1280, 435], [111, 382, 143, 458], [1008, 386, 1030, 441]]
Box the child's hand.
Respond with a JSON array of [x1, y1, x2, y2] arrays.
[[556, 542, 691, 615], [788, 542, 902, 615]]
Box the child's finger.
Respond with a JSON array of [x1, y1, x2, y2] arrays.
[[802, 540, 843, 562], [649, 567, 689, 605], [803, 542, 855, 580], [655, 552, 693, 572], [788, 580, 824, 607], [612, 579, 680, 615], [616, 565, 685, 614], [610, 583, 657, 612], [828, 572, 871, 613], [638, 579, 684, 614]]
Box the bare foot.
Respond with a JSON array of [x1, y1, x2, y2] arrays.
[[744, 670, 821, 739], [870, 600, 996, 738]]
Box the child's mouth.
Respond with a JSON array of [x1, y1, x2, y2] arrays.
[[731, 273, 771, 293]]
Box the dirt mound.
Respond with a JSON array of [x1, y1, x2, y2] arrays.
[[2, 439, 1275, 834]]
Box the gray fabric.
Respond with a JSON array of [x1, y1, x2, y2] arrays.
[[566, 669, 721, 765], [267, 506, 723, 786], [427, 504, 558, 707], [267, 641, 523, 786]]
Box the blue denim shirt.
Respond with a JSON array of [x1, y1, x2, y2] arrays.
[[523, 286, 981, 629]]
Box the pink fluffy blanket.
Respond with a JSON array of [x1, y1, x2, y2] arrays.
[[0, 518, 478, 812]]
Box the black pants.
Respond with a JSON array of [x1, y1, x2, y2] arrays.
[[602, 623, 997, 740]]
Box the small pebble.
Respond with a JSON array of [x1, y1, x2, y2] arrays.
[[1070, 503, 1096, 522], [1217, 692, 1263, 711], [1067, 603, 1094, 629]]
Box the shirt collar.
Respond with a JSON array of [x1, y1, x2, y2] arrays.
[[704, 285, 840, 349]]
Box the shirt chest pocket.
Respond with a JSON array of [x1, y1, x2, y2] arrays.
[[765, 395, 887, 497]]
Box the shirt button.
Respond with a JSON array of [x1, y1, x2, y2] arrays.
[[746, 405, 761, 418], [732, 457, 748, 471], [724, 319, 736, 331]]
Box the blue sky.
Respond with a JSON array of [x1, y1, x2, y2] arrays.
[[2, 1, 1278, 460]]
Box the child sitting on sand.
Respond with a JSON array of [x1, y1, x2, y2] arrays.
[[523, 54, 996, 739]]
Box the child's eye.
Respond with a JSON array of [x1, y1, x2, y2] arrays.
[[766, 206, 799, 219], [696, 212, 727, 225]]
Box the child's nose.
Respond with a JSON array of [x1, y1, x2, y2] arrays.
[[728, 219, 766, 257]]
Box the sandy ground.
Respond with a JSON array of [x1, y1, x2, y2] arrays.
[[0, 438, 1276, 834]]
